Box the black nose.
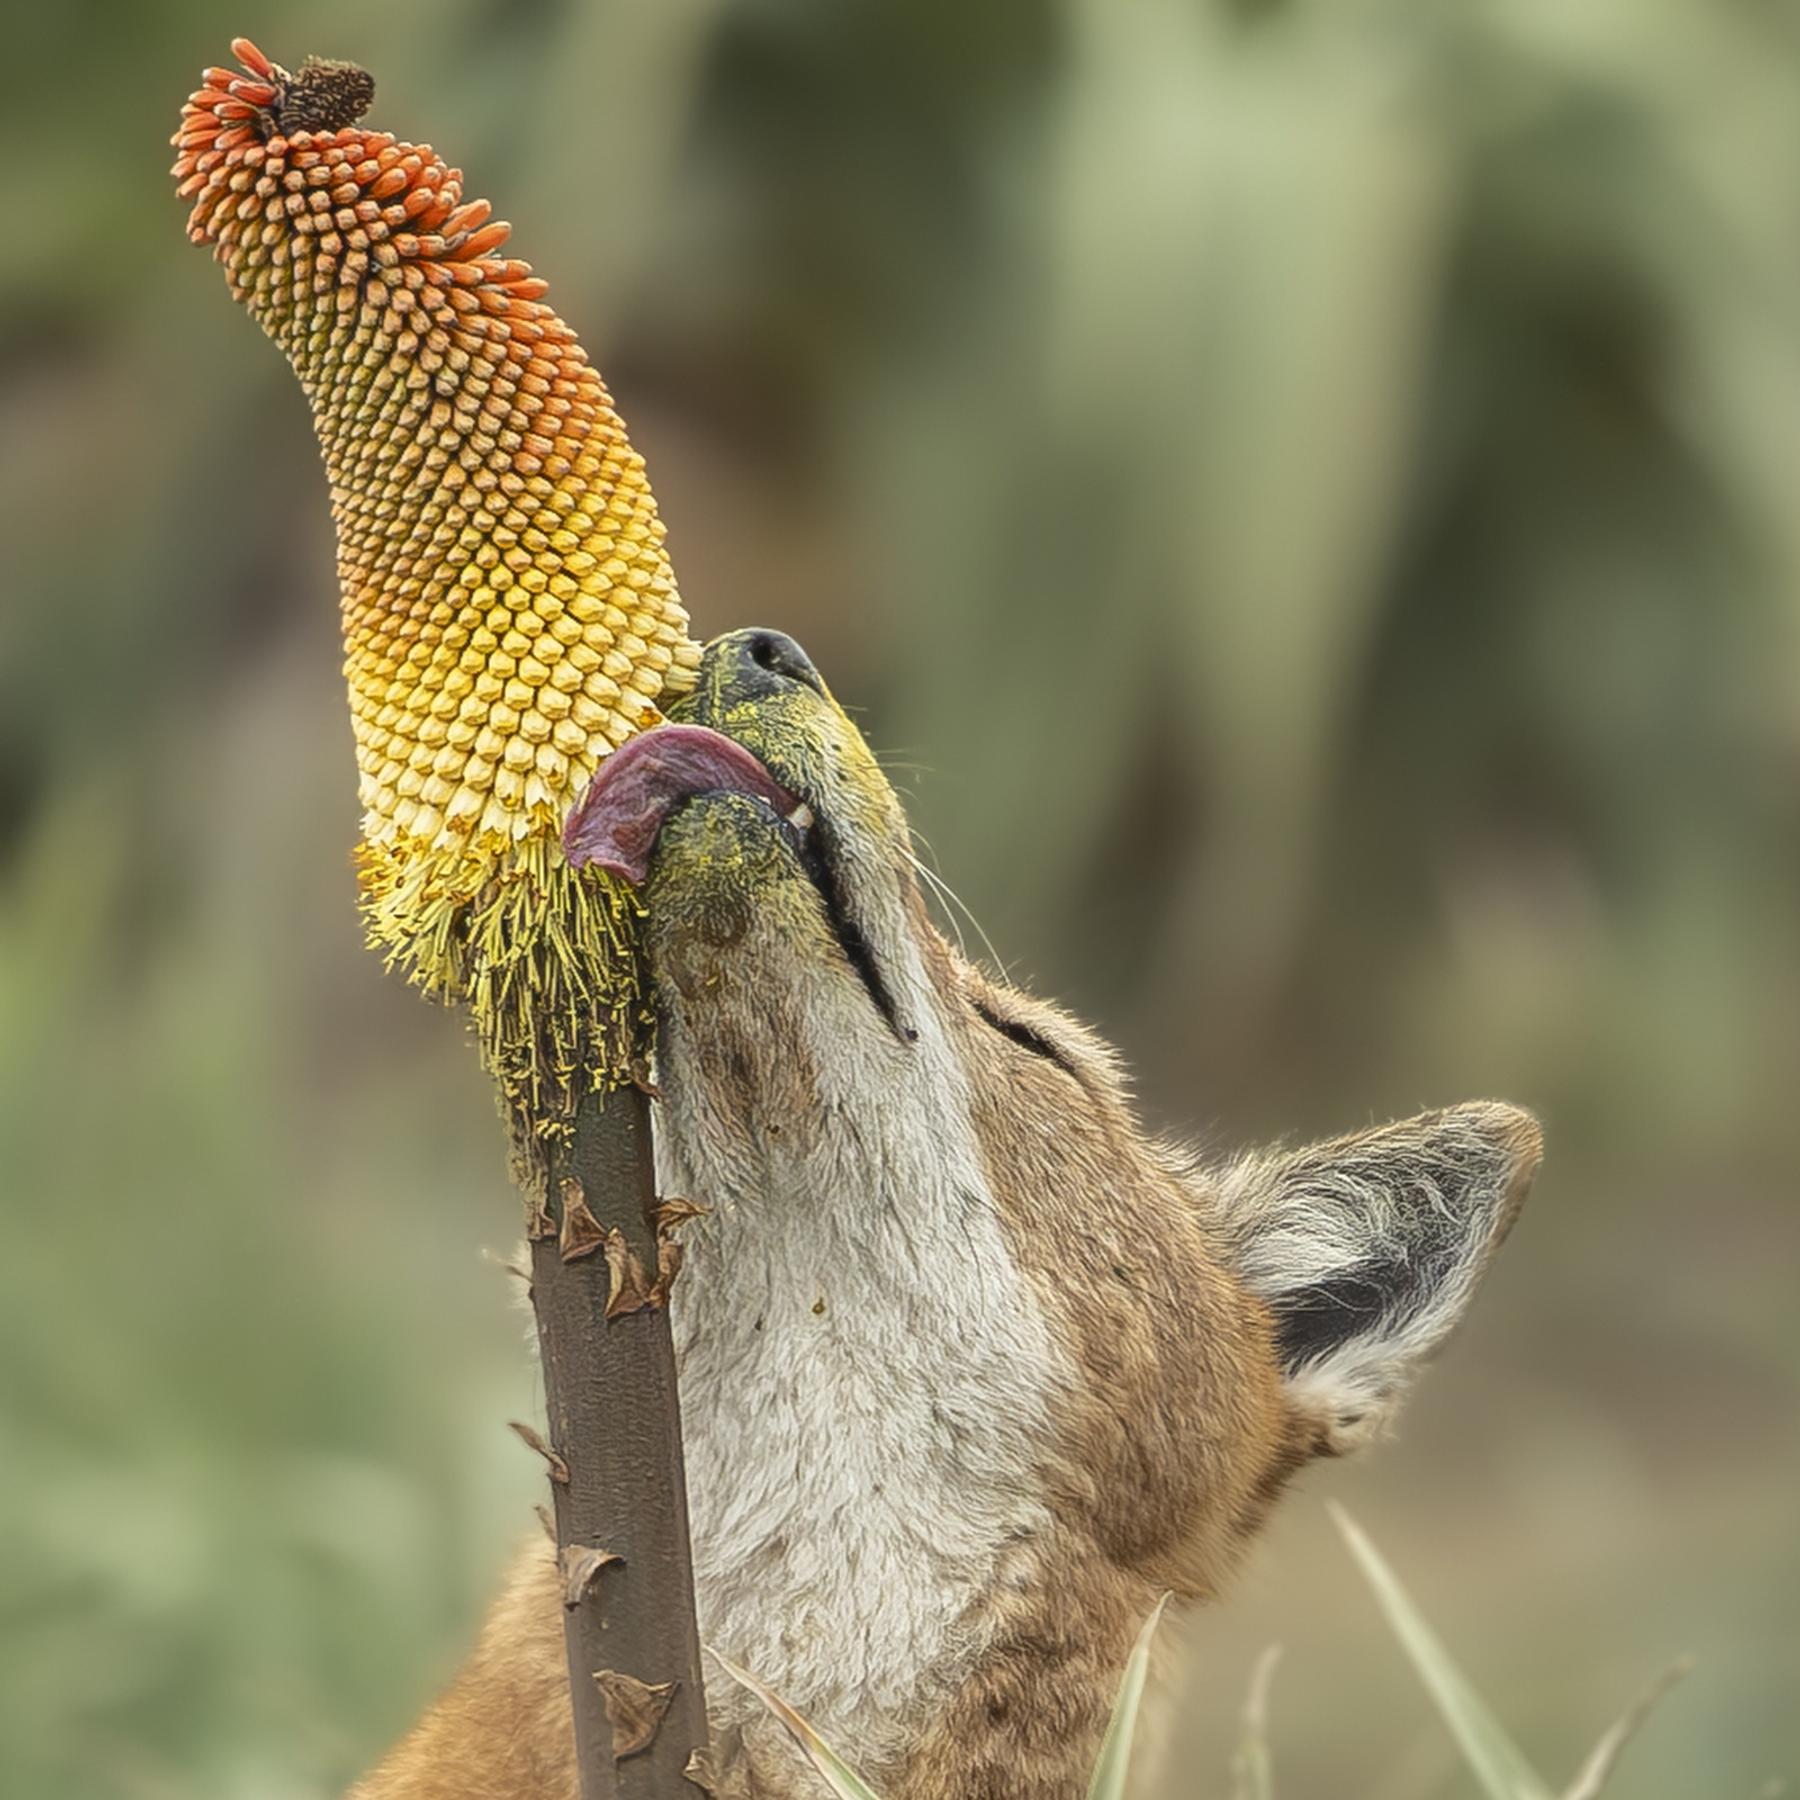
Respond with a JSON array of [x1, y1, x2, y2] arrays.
[[743, 630, 825, 691], [710, 628, 828, 699]]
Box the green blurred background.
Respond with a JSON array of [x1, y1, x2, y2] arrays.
[[2, 0, 1796, 1794]]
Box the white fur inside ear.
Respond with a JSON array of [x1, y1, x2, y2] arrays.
[[1216, 1103, 1540, 1451]]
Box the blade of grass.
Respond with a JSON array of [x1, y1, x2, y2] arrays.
[[706, 1646, 885, 1800], [1230, 1645, 1282, 1800], [1561, 1657, 1694, 1800], [1086, 1592, 1172, 1800], [1329, 1504, 1555, 1800]]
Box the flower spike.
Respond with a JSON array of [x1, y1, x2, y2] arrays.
[[172, 40, 703, 1131]]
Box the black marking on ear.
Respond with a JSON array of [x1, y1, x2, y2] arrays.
[[1273, 1226, 1467, 1374], [972, 999, 1075, 1074], [1273, 1271, 1387, 1369]]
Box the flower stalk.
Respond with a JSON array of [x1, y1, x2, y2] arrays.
[[172, 40, 709, 1795]]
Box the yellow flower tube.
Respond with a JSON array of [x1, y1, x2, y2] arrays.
[[171, 39, 701, 1132]]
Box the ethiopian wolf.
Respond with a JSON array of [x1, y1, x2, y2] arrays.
[[355, 628, 1541, 1799]]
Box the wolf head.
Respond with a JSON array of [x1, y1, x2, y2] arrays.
[[569, 626, 1538, 1468], [559, 625, 1544, 1794]]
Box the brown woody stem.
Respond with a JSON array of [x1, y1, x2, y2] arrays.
[[530, 1086, 710, 1796]]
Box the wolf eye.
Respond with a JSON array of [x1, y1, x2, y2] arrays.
[[973, 998, 1072, 1073]]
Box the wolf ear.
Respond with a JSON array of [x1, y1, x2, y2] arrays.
[[1216, 1102, 1542, 1453]]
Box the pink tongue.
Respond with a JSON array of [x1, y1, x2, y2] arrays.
[[563, 724, 801, 884]]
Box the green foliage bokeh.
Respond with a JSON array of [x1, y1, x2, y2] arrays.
[[1, 1, 1796, 1794]]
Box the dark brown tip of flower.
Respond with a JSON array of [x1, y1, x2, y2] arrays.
[[273, 55, 375, 135]]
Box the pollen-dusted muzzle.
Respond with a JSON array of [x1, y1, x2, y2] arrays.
[[170, 39, 703, 1124]]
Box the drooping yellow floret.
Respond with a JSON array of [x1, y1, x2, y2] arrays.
[[172, 40, 701, 1126]]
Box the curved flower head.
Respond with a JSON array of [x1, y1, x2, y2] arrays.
[[172, 40, 702, 1123]]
